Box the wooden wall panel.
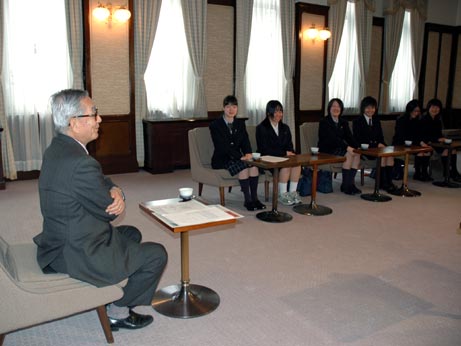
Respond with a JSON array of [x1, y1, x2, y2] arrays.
[[436, 33, 452, 105], [453, 35, 461, 108], [423, 32, 439, 105], [84, 0, 137, 174], [367, 25, 383, 101], [299, 13, 325, 110], [205, 4, 234, 112]]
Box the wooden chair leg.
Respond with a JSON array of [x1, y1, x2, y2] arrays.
[[96, 305, 114, 344], [0, 333, 5, 346], [198, 183, 203, 196], [219, 187, 225, 206], [228, 187, 232, 193], [333, 173, 337, 179], [360, 168, 365, 186]]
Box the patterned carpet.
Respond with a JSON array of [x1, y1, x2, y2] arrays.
[[1, 166, 460, 346]]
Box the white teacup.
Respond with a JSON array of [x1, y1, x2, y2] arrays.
[[179, 187, 193, 201], [310, 147, 319, 155], [405, 140, 412, 146], [252, 152, 261, 160], [444, 139, 453, 144], [361, 143, 369, 150]]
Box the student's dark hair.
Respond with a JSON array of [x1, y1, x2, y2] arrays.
[[360, 96, 378, 115], [265, 100, 283, 119], [405, 99, 421, 116], [223, 95, 238, 107], [426, 98, 442, 110], [327, 98, 344, 117]]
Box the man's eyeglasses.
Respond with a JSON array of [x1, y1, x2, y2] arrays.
[[74, 108, 99, 119]]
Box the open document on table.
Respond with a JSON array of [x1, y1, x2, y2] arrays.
[[146, 199, 243, 227]]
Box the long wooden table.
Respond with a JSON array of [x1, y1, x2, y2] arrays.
[[354, 145, 433, 201], [140, 198, 239, 318], [244, 153, 345, 221], [430, 140, 461, 188]]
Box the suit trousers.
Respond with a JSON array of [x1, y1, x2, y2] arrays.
[[113, 225, 168, 308]]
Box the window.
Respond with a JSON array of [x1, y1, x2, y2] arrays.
[[328, 1, 361, 112], [389, 11, 414, 112], [245, 0, 284, 124], [2, 0, 71, 170], [144, 0, 195, 118]]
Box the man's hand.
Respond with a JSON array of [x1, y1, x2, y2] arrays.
[[106, 187, 126, 215]]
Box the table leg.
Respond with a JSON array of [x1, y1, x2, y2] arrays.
[[390, 153, 421, 197], [433, 153, 460, 188], [293, 164, 332, 216], [360, 156, 392, 202], [256, 167, 292, 222], [152, 231, 220, 318]]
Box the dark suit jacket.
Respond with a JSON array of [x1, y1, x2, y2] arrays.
[[353, 115, 386, 148], [34, 134, 145, 287], [318, 115, 357, 154], [256, 118, 294, 157], [209, 117, 252, 169]]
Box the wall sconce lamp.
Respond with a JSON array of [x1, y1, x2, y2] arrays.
[[93, 2, 131, 23], [302, 24, 331, 42]]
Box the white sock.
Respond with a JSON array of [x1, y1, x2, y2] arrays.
[[106, 303, 130, 319], [289, 181, 298, 192], [278, 182, 288, 195]]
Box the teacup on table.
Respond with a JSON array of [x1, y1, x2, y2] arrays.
[[405, 140, 412, 146], [252, 152, 261, 160], [179, 187, 193, 201], [310, 147, 319, 155], [360, 143, 369, 150], [444, 139, 453, 144]]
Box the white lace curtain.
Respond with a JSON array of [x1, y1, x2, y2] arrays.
[[1, 0, 80, 177]]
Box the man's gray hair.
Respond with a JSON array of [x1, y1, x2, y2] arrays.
[[51, 89, 89, 134]]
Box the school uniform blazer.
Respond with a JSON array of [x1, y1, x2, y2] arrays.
[[318, 115, 358, 154], [419, 113, 443, 143], [392, 114, 422, 145], [209, 117, 252, 169], [33, 134, 146, 287], [353, 115, 386, 148], [255, 118, 294, 157]]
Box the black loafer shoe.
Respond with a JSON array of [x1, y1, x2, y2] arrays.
[[253, 200, 266, 210], [244, 201, 256, 211], [109, 310, 154, 331]]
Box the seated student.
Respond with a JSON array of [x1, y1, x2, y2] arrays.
[[419, 98, 461, 182], [393, 99, 429, 180], [353, 96, 397, 192], [256, 100, 301, 205], [209, 95, 266, 211], [318, 98, 361, 195]]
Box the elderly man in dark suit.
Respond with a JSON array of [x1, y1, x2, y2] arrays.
[[33, 89, 167, 331]]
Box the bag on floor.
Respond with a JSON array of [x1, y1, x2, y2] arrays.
[[317, 170, 333, 193], [297, 167, 312, 196]]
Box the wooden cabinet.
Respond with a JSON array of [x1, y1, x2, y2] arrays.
[[143, 118, 214, 174]]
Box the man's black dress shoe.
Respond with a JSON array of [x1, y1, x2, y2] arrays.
[[109, 310, 153, 331]]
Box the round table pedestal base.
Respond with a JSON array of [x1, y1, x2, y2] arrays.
[[256, 210, 292, 223], [360, 192, 392, 202], [152, 283, 220, 319], [293, 202, 332, 216], [389, 185, 421, 197], [433, 181, 461, 188]]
